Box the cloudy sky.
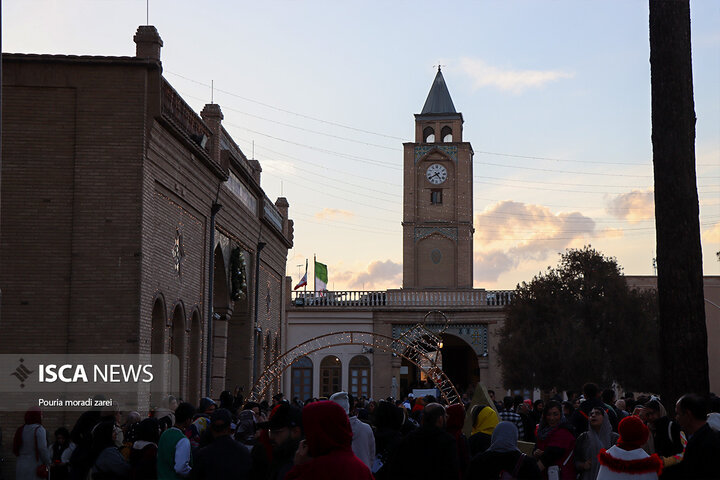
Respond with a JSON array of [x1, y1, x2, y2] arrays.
[[4, 0, 719, 291]]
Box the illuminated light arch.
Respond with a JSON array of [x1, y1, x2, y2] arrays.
[[250, 313, 460, 404]]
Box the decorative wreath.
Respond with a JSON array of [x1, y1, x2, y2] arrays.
[[230, 247, 247, 301]]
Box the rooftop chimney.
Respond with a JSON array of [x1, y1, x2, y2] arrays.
[[134, 26, 163, 61], [201, 103, 224, 164]]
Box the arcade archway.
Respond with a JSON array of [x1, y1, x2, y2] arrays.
[[439, 333, 479, 395]]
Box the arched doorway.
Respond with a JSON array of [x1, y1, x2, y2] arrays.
[[226, 246, 252, 395], [151, 297, 166, 355], [210, 244, 230, 398], [170, 303, 187, 400], [439, 333, 478, 395], [188, 309, 202, 404], [150, 296, 169, 404]]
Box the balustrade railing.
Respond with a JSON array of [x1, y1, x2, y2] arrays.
[[290, 289, 513, 307]]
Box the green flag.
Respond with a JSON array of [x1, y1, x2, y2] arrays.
[[315, 260, 328, 291]]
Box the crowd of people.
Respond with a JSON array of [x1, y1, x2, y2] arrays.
[[10, 383, 720, 479]]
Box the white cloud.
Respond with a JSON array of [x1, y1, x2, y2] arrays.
[[460, 57, 574, 94], [474, 201, 595, 282], [314, 208, 355, 221], [332, 260, 402, 290], [600, 228, 625, 239], [606, 189, 655, 223], [704, 223, 720, 243]]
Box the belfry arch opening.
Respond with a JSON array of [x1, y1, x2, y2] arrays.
[[423, 126, 435, 143], [441, 126, 453, 142]]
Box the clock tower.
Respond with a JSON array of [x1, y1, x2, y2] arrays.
[[403, 68, 474, 289]]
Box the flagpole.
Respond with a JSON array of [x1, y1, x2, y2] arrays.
[[304, 259, 308, 294], [313, 254, 316, 294]]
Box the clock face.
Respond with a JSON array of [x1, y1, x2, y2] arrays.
[[426, 164, 448, 185]]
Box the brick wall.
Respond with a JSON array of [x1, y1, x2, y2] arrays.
[[0, 52, 293, 477]]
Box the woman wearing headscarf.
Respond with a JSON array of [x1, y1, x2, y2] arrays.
[[468, 405, 499, 456], [129, 417, 160, 480], [575, 407, 619, 480], [446, 403, 470, 477], [465, 421, 541, 479], [90, 420, 131, 479], [13, 407, 51, 480], [285, 401, 373, 480], [533, 400, 576, 480]]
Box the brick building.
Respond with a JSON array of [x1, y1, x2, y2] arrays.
[[1, 24, 292, 442]]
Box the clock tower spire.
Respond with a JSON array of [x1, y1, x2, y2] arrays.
[[402, 70, 474, 289]]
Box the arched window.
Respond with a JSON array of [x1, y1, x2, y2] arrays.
[[291, 356, 313, 402], [349, 355, 371, 398], [423, 126, 435, 143], [441, 126, 453, 142], [320, 355, 342, 398]]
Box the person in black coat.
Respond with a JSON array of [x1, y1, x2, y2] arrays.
[[129, 417, 159, 480], [372, 401, 404, 479], [465, 421, 540, 480], [385, 403, 460, 480], [642, 398, 684, 458], [193, 409, 252, 480], [668, 394, 720, 480]]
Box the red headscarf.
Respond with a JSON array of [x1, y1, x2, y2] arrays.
[[446, 403, 466, 434], [13, 407, 42, 457], [303, 400, 353, 457], [285, 401, 373, 480]]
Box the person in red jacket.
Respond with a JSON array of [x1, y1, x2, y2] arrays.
[[285, 401, 373, 480], [533, 401, 576, 480]]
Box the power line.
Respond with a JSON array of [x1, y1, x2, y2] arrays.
[[230, 132, 400, 188], [166, 71, 405, 140], [168, 71, 718, 170]]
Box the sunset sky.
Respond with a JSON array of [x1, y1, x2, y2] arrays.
[[4, 0, 719, 291]]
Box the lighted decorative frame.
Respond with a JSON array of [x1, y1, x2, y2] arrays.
[[250, 313, 461, 404]]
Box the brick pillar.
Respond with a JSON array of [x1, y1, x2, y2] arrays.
[[248, 159, 262, 184], [275, 197, 289, 238], [133, 26, 163, 61], [201, 104, 223, 165]]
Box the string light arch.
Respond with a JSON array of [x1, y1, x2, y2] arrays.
[[250, 314, 461, 404]]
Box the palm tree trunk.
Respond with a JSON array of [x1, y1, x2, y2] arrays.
[[649, 0, 708, 408]]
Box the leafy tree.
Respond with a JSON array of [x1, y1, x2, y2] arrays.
[[497, 246, 659, 392], [650, 0, 709, 405]]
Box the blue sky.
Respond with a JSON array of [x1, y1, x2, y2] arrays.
[[4, 0, 719, 290]]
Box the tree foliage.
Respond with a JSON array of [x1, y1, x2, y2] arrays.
[[497, 246, 659, 392]]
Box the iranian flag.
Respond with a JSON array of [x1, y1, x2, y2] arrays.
[[315, 259, 328, 291], [293, 272, 307, 290]]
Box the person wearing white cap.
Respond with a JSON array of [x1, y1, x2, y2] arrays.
[[330, 391, 376, 469]]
